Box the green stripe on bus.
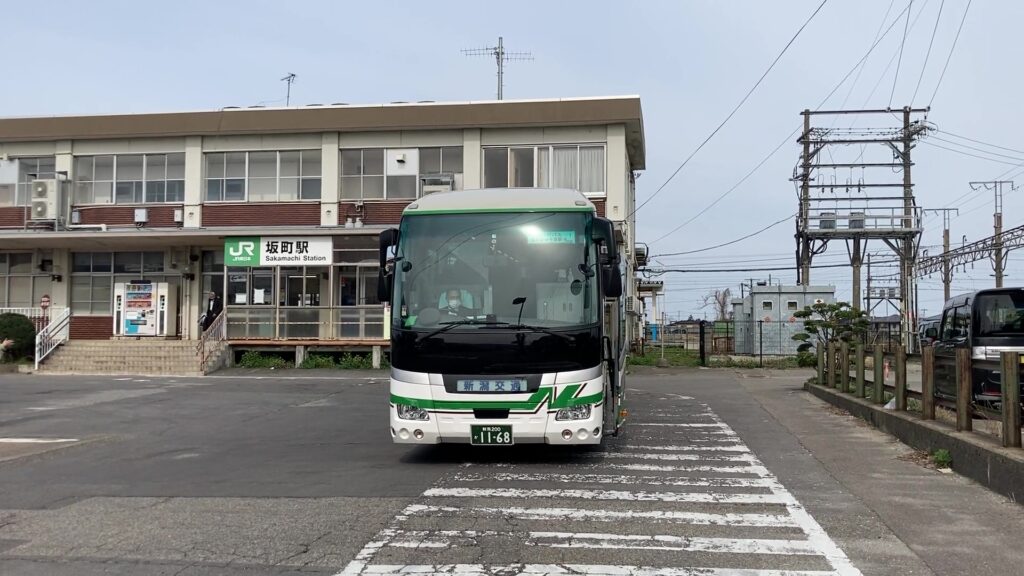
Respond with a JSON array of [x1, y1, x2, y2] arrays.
[[391, 384, 603, 411]]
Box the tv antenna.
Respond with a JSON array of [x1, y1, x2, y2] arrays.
[[462, 37, 533, 100], [281, 73, 297, 106]]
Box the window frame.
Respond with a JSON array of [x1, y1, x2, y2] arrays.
[[786, 300, 799, 311], [340, 147, 464, 201], [204, 150, 322, 203], [761, 300, 774, 311], [481, 144, 607, 196], [73, 153, 186, 206], [70, 251, 167, 315]]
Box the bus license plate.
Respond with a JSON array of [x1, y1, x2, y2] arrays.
[[471, 425, 513, 445]]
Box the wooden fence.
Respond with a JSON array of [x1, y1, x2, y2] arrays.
[[817, 342, 1022, 449]]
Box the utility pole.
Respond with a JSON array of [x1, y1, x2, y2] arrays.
[[462, 37, 533, 100], [924, 208, 959, 301], [281, 73, 296, 106], [798, 110, 813, 285], [969, 180, 1016, 288]]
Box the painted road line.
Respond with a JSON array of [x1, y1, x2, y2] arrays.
[[450, 473, 775, 489], [632, 422, 731, 428], [355, 566, 838, 576], [596, 463, 771, 475], [589, 452, 758, 463], [402, 504, 800, 528], [621, 444, 750, 452], [530, 531, 823, 555], [422, 487, 791, 505], [0, 438, 79, 443], [382, 530, 824, 556]]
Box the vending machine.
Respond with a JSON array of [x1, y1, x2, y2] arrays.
[[114, 281, 178, 337]]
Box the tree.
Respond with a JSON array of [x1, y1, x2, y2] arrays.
[[791, 301, 870, 353], [702, 288, 732, 321], [0, 313, 36, 363]]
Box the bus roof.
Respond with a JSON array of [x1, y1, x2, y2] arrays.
[[403, 188, 596, 216]]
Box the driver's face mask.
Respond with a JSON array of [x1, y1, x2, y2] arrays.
[[448, 298, 461, 309]]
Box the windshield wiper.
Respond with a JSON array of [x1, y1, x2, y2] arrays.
[[491, 323, 576, 341], [419, 319, 510, 340]]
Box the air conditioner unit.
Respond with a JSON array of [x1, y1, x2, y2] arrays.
[[29, 179, 58, 221], [819, 212, 836, 230], [625, 298, 636, 313], [420, 173, 454, 195]]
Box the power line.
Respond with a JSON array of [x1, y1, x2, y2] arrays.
[[928, 0, 972, 108], [649, 0, 917, 246], [889, 0, 914, 107], [834, 0, 896, 116], [918, 140, 1024, 166], [646, 259, 900, 274], [937, 129, 1024, 155], [651, 213, 795, 258], [912, 0, 945, 103], [927, 134, 1024, 162], [630, 0, 828, 218]]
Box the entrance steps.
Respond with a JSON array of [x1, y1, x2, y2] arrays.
[[38, 340, 221, 376]]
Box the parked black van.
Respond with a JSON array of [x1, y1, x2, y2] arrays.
[[933, 288, 1024, 404]]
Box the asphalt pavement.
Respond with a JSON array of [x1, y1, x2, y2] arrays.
[[0, 368, 1022, 575]]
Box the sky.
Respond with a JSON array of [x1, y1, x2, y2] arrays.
[[1, 0, 1019, 321]]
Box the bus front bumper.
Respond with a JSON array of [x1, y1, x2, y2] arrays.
[[390, 405, 604, 445]]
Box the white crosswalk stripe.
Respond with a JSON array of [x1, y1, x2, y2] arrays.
[[336, 399, 862, 576]]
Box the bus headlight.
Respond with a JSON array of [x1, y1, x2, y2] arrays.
[[396, 404, 429, 421], [555, 404, 592, 421]]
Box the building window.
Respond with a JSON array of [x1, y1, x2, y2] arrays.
[[787, 300, 799, 311], [482, 144, 605, 195], [71, 251, 165, 315], [761, 301, 773, 311], [0, 252, 51, 308], [341, 147, 464, 200], [206, 151, 321, 203], [0, 157, 57, 207], [73, 153, 185, 205]]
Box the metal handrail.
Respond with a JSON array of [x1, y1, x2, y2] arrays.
[[196, 312, 227, 373], [34, 307, 71, 370]]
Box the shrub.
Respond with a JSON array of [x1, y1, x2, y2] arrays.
[[300, 354, 337, 369], [932, 449, 952, 469], [337, 352, 376, 370], [0, 313, 36, 362], [238, 351, 290, 369], [796, 350, 817, 367]]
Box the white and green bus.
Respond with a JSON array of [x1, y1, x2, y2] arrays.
[[378, 188, 627, 445]]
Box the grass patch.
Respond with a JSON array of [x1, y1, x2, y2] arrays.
[[932, 448, 952, 469], [628, 347, 701, 368], [238, 351, 290, 369], [297, 352, 386, 370]]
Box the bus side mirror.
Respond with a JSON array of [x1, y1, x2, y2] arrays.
[[592, 218, 622, 298], [378, 228, 399, 303]]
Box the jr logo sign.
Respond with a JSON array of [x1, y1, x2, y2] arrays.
[[224, 237, 260, 266]]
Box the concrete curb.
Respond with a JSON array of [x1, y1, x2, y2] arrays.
[[808, 383, 1024, 503]]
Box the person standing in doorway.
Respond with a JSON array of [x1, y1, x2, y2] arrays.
[[202, 291, 223, 331]]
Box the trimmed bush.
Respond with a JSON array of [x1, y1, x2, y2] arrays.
[[0, 313, 36, 362], [300, 354, 337, 369]]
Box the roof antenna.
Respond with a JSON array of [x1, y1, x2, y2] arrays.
[[281, 73, 297, 106], [462, 37, 533, 100]]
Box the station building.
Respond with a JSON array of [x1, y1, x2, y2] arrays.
[[0, 96, 646, 369]]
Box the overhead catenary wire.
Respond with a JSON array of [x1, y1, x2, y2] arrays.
[[888, 0, 914, 107], [629, 0, 828, 219], [647, 0, 918, 247], [911, 0, 945, 103], [928, 0, 972, 108]]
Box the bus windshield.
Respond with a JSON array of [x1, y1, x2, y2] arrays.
[[975, 291, 1024, 337], [393, 211, 598, 330]]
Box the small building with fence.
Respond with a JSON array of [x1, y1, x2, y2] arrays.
[[731, 284, 835, 356]]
